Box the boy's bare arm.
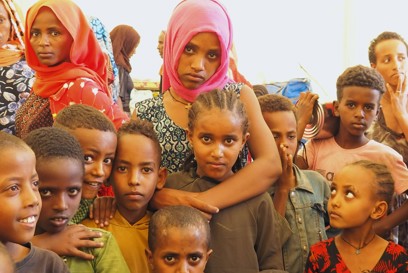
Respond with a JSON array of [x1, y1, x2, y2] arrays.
[[295, 91, 319, 141], [32, 225, 103, 260]]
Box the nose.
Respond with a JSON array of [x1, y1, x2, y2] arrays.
[[176, 262, 189, 273], [91, 162, 105, 178], [39, 34, 50, 46], [54, 193, 68, 211], [128, 170, 140, 186], [22, 185, 40, 208], [211, 144, 224, 159], [330, 193, 340, 209], [354, 107, 365, 119], [191, 55, 204, 72]]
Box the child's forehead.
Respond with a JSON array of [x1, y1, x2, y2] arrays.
[[341, 86, 381, 102]]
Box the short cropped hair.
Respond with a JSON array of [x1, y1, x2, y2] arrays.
[[258, 94, 295, 114], [336, 65, 385, 101], [117, 119, 162, 163], [54, 104, 116, 133], [0, 131, 31, 153], [368, 31, 408, 64], [148, 206, 210, 252], [253, 84, 269, 97], [24, 127, 84, 166]]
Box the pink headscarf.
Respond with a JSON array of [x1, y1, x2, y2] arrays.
[[162, 0, 233, 102]]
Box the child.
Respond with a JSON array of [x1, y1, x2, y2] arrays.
[[82, 119, 167, 273], [145, 205, 212, 273], [258, 94, 330, 273], [165, 89, 290, 273], [0, 132, 69, 272], [297, 65, 408, 238], [25, 127, 130, 273], [367, 31, 408, 249], [305, 160, 408, 272], [32, 103, 118, 260]]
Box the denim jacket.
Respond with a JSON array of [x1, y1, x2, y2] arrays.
[[269, 165, 330, 273]]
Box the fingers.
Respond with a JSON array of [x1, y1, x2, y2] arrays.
[[186, 195, 219, 215], [298, 91, 319, 104], [91, 197, 116, 227], [69, 249, 95, 261]]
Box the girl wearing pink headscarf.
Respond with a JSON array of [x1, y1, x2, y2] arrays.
[[133, 0, 281, 214]]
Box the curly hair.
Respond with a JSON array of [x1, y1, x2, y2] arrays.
[[54, 104, 116, 133], [117, 119, 161, 163], [368, 31, 408, 64], [24, 127, 84, 166], [336, 65, 385, 101], [258, 93, 295, 114]]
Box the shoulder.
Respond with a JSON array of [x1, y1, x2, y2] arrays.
[[367, 140, 403, 157], [30, 245, 69, 270], [165, 171, 197, 189], [135, 96, 163, 114], [310, 237, 334, 252], [296, 166, 330, 188]]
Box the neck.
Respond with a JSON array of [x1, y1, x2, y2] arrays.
[[334, 129, 369, 149], [169, 88, 193, 108], [117, 205, 147, 225], [339, 226, 377, 255], [5, 241, 29, 263]]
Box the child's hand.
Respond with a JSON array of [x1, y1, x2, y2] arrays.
[[295, 91, 319, 140], [151, 188, 219, 219], [388, 73, 408, 117], [89, 196, 117, 227], [277, 144, 296, 191], [32, 224, 103, 260]]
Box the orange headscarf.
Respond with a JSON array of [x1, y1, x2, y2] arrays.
[[24, 0, 109, 99], [0, 0, 24, 66]]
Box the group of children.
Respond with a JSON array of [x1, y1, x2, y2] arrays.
[[2, 0, 408, 272], [2, 64, 408, 273]]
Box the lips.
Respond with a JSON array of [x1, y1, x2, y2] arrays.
[[125, 192, 144, 201], [185, 73, 205, 82], [329, 211, 341, 219], [49, 216, 69, 228]]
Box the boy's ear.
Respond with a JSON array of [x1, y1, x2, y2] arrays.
[[156, 167, 167, 190], [370, 62, 376, 69], [371, 200, 388, 220], [145, 248, 154, 270], [333, 100, 340, 117], [205, 249, 213, 263]]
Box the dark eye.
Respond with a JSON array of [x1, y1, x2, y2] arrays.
[[164, 255, 176, 264], [39, 189, 51, 197], [104, 158, 113, 165], [68, 188, 80, 196], [201, 136, 211, 143], [117, 166, 127, 173], [225, 138, 234, 145], [189, 255, 201, 263], [184, 45, 194, 54], [84, 155, 93, 163], [50, 30, 59, 36], [208, 51, 219, 59], [142, 167, 153, 174]]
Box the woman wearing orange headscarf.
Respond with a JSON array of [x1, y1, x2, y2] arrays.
[[0, 0, 35, 135], [15, 0, 128, 138]]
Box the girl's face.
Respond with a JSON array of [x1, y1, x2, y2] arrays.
[[371, 39, 408, 87], [328, 165, 379, 230], [0, 2, 11, 48], [188, 109, 248, 181], [29, 7, 73, 67], [177, 32, 221, 90]]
